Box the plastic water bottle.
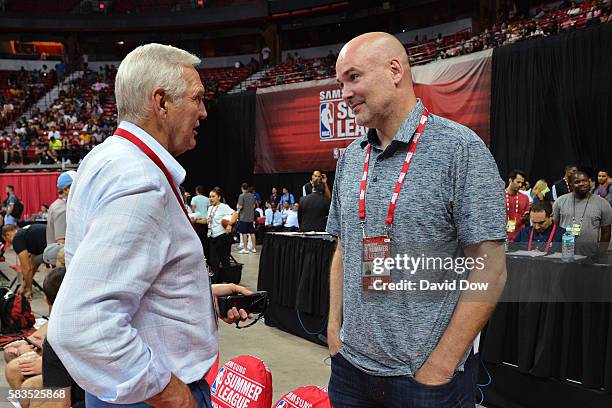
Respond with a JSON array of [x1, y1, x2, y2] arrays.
[[562, 227, 575, 262]]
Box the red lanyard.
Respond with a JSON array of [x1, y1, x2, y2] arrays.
[[358, 108, 429, 230], [528, 224, 557, 253], [113, 128, 190, 223], [505, 192, 519, 222]]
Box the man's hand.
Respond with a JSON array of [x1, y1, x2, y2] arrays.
[[18, 355, 42, 376], [225, 225, 232, 234], [212, 284, 253, 324], [322, 173, 328, 184], [327, 327, 343, 357], [145, 374, 196, 408], [414, 358, 455, 387]]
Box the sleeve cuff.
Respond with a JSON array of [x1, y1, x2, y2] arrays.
[[100, 348, 171, 404]]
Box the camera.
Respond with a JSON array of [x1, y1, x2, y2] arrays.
[[217, 291, 268, 317]]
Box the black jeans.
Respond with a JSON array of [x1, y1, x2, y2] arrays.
[[208, 234, 231, 283]]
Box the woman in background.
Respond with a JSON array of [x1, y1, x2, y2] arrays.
[[206, 187, 237, 282]]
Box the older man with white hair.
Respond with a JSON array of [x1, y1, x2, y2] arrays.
[[48, 43, 251, 408]]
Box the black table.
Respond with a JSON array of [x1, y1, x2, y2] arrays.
[[257, 232, 335, 346], [480, 254, 612, 408]]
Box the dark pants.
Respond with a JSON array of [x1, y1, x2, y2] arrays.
[[329, 353, 476, 408], [194, 223, 210, 262], [208, 234, 231, 283], [85, 380, 211, 407]]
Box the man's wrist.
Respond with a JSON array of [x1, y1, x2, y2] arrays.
[[421, 355, 456, 378]]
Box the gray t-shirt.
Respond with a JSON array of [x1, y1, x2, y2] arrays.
[[47, 197, 67, 243], [553, 193, 612, 255], [326, 99, 506, 377], [237, 192, 255, 222]]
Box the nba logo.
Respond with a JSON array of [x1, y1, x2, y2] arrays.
[[320, 102, 334, 139], [276, 400, 287, 408], [211, 367, 225, 394]]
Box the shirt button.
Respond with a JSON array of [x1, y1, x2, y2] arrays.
[[373, 176, 378, 182]]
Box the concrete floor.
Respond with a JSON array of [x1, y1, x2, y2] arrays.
[[0, 244, 486, 407]]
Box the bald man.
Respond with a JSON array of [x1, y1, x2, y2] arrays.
[[325, 32, 507, 407]]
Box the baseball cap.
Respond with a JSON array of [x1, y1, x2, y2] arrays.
[[43, 243, 64, 266], [57, 170, 77, 190]]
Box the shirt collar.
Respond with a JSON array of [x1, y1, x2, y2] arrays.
[[117, 121, 186, 186], [360, 99, 426, 149]]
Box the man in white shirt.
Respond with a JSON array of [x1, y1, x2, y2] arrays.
[[284, 203, 300, 231], [48, 43, 251, 408]]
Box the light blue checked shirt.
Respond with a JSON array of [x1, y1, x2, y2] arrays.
[[47, 121, 218, 404]]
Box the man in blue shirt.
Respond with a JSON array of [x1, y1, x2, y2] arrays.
[[513, 201, 565, 252], [279, 187, 295, 208]]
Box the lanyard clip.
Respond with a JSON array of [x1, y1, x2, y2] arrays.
[[360, 220, 366, 239], [384, 223, 392, 238]]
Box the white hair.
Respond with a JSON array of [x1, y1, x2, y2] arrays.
[[115, 43, 201, 123]]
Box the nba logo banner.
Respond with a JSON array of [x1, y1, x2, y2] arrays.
[[319, 89, 367, 141], [320, 102, 334, 139]]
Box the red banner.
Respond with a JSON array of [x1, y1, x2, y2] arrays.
[[254, 50, 492, 174], [0, 172, 60, 218]]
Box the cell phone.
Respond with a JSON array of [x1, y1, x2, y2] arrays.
[[217, 291, 268, 317]]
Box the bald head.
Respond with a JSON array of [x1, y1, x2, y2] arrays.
[[335, 32, 416, 134], [338, 32, 410, 70]]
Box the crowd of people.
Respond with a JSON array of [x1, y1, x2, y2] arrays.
[[0, 67, 54, 129], [180, 170, 332, 283], [505, 164, 612, 256], [0, 66, 116, 166]]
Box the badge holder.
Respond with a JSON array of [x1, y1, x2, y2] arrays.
[[361, 222, 392, 292], [506, 220, 516, 233]]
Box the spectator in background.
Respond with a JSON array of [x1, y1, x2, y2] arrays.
[[251, 186, 262, 208], [3, 185, 22, 225], [47, 171, 76, 246], [505, 169, 531, 241], [208, 187, 238, 281], [553, 171, 612, 256], [552, 164, 577, 200], [2, 224, 47, 301], [261, 45, 271, 66], [264, 201, 283, 231], [513, 201, 565, 253], [190, 185, 210, 218], [236, 183, 256, 254], [530, 179, 553, 203], [280, 200, 291, 224], [190, 185, 210, 261], [298, 181, 330, 232], [593, 169, 612, 206], [284, 203, 300, 232], [269, 187, 280, 209], [567, 2, 582, 16], [279, 187, 295, 208], [41, 266, 86, 408], [302, 170, 331, 198], [33, 204, 49, 221]]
